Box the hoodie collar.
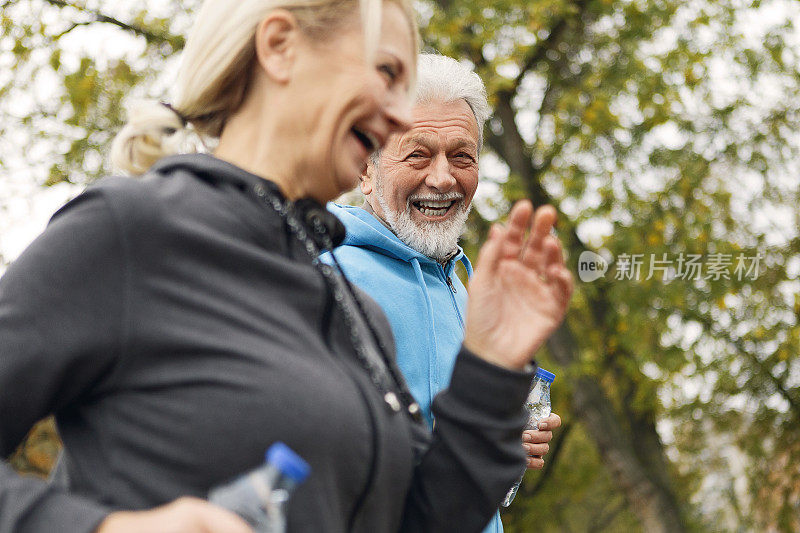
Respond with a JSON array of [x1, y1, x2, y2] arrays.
[[151, 153, 286, 198]]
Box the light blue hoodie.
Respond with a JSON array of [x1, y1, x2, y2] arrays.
[[325, 203, 504, 533], [325, 203, 472, 426]]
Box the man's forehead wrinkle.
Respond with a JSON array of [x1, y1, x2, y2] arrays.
[[400, 131, 436, 151], [399, 129, 478, 153], [411, 115, 476, 133]]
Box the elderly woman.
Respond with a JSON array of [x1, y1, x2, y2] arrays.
[[0, 0, 573, 532]]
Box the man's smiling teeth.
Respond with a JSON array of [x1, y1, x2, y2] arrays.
[[413, 200, 456, 217]]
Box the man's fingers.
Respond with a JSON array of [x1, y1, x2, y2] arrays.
[[526, 456, 545, 470], [539, 412, 562, 430], [524, 442, 550, 456], [523, 429, 553, 444]]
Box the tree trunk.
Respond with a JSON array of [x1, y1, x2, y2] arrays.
[[547, 325, 686, 533]]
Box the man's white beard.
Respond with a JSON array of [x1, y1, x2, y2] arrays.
[[374, 170, 472, 262]]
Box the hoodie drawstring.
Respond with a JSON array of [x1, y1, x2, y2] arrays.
[[460, 255, 473, 279], [411, 257, 438, 423]]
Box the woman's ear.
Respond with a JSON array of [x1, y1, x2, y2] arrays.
[[254, 10, 299, 84]]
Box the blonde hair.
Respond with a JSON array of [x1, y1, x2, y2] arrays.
[[111, 0, 418, 175]]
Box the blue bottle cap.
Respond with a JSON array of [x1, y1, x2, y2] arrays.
[[535, 367, 555, 383], [266, 442, 311, 483]]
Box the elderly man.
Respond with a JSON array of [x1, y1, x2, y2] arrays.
[[327, 54, 561, 532]]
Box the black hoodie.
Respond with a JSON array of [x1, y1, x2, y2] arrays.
[[0, 154, 533, 533]]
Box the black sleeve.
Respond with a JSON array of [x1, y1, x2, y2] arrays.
[[0, 187, 123, 533], [400, 347, 534, 533]]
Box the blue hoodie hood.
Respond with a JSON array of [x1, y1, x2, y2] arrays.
[[323, 203, 473, 427]]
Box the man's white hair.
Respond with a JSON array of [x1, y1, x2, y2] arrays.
[[370, 52, 490, 167], [414, 53, 490, 150]]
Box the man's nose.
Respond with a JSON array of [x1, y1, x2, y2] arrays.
[[424, 154, 457, 192]]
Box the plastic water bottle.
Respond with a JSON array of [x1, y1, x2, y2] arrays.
[[501, 367, 555, 507], [209, 442, 310, 533]]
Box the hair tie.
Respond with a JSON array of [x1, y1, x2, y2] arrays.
[[160, 102, 188, 127]]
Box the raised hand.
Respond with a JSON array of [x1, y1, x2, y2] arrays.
[[463, 201, 573, 370]]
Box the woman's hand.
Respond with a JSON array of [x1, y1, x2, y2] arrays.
[[95, 497, 254, 533], [464, 201, 573, 370]]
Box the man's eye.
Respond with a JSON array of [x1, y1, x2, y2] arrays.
[[455, 153, 475, 162], [405, 151, 424, 159]]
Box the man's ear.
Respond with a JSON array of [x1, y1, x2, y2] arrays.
[[359, 162, 374, 196], [254, 10, 299, 84]]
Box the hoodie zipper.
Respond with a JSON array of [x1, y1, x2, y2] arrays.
[[439, 265, 465, 328], [445, 276, 457, 294]]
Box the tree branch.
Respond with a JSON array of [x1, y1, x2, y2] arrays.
[[496, 0, 591, 102], [52, 21, 91, 40], [486, 92, 550, 206], [683, 309, 800, 421], [42, 0, 176, 45], [510, 12, 570, 92]]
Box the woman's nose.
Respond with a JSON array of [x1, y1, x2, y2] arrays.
[[384, 92, 413, 134]]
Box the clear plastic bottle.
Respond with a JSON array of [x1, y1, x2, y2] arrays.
[[209, 442, 310, 533], [501, 367, 555, 507]]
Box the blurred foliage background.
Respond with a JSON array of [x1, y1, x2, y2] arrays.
[[2, 0, 799, 531]]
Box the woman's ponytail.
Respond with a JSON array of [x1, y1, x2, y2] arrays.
[[110, 101, 191, 175]]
